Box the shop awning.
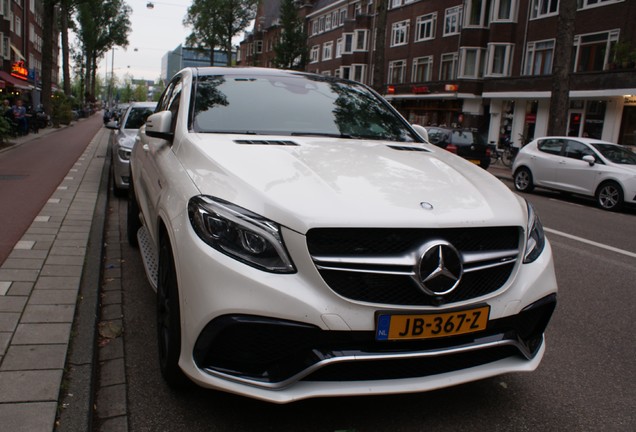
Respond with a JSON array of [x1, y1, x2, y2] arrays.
[[0, 71, 33, 90]]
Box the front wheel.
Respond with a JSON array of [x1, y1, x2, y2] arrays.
[[596, 181, 623, 211], [514, 167, 535, 193], [126, 180, 141, 247], [157, 234, 189, 388]]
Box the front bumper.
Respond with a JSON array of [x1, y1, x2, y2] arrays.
[[194, 294, 555, 388], [167, 216, 558, 403]]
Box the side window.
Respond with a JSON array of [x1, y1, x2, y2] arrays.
[[564, 140, 594, 160], [156, 77, 178, 112], [537, 138, 564, 155], [167, 80, 182, 131]]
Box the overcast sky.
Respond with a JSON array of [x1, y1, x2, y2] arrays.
[[96, 0, 194, 83]]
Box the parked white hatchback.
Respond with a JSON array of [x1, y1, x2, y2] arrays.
[[513, 137, 636, 211], [128, 67, 557, 403]]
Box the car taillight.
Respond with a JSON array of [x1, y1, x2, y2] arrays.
[[485, 147, 491, 157], [446, 144, 458, 154]]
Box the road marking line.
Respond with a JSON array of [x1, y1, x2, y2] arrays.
[[545, 227, 636, 259]]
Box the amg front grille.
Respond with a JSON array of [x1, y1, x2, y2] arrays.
[[307, 227, 521, 306]]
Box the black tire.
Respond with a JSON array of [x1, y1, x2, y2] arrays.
[[157, 233, 189, 388], [595, 181, 623, 211], [514, 167, 535, 193], [126, 180, 141, 247]]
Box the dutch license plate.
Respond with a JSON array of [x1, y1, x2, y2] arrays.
[[376, 306, 490, 341], [469, 159, 480, 165]]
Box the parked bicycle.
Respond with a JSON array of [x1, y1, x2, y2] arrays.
[[489, 140, 517, 167]]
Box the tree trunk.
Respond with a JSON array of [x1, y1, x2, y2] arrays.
[[41, 0, 57, 115], [85, 49, 93, 104], [547, 0, 577, 136], [61, 2, 71, 96], [372, 0, 387, 92]]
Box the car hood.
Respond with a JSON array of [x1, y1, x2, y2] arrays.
[[178, 134, 526, 233]]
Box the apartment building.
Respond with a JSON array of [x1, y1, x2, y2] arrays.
[[0, 0, 55, 107], [240, 0, 636, 146]]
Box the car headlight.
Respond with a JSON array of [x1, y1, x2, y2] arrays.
[[117, 147, 131, 161], [188, 195, 296, 273], [523, 201, 545, 263]]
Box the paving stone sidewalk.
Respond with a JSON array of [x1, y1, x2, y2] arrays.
[[0, 125, 110, 432]]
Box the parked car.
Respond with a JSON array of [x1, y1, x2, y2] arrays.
[[425, 126, 491, 169], [107, 101, 157, 196], [512, 136, 636, 211], [128, 67, 557, 403]]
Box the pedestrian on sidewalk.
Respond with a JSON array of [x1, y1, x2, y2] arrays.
[[12, 99, 28, 136]]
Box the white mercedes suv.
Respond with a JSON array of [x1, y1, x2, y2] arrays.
[[128, 67, 557, 403]]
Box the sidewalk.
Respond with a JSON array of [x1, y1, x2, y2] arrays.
[[0, 123, 110, 431]]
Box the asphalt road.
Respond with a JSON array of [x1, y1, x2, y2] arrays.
[[114, 179, 636, 432]]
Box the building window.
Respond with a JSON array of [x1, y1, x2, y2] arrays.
[[573, 30, 618, 72], [343, 33, 353, 54], [354, 2, 362, 16], [486, 43, 514, 76], [493, 0, 518, 21], [0, 0, 7, 16], [310, 45, 320, 63], [332, 10, 339, 27], [325, 14, 332, 31], [2, 35, 9, 60], [524, 40, 554, 75], [466, 0, 490, 27], [388, 60, 407, 84], [530, 0, 559, 19], [340, 8, 347, 25], [391, 0, 402, 9], [15, 16, 21, 37], [460, 47, 485, 78], [415, 13, 436, 42], [440, 52, 458, 80], [336, 38, 343, 58], [577, 0, 622, 9], [412, 56, 433, 82], [341, 66, 351, 80], [255, 40, 263, 54], [355, 29, 368, 51], [323, 41, 333, 60], [391, 20, 409, 47], [444, 6, 462, 36], [353, 64, 366, 83]]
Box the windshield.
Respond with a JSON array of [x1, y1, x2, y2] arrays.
[[191, 74, 417, 142], [592, 143, 636, 165], [124, 107, 155, 129], [451, 130, 486, 146]]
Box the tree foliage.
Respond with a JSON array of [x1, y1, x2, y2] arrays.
[[272, 0, 308, 70], [184, 0, 258, 66], [75, 0, 132, 102]]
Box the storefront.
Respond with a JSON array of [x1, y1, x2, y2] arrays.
[[485, 89, 636, 148]]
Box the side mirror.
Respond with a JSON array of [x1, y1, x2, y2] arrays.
[[105, 121, 119, 130], [411, 124, 428, 142], [582, 155, 595, 166], [145, 111, 173, 140]]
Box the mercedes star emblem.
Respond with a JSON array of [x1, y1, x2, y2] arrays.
[[414, 240, 463, 296]]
